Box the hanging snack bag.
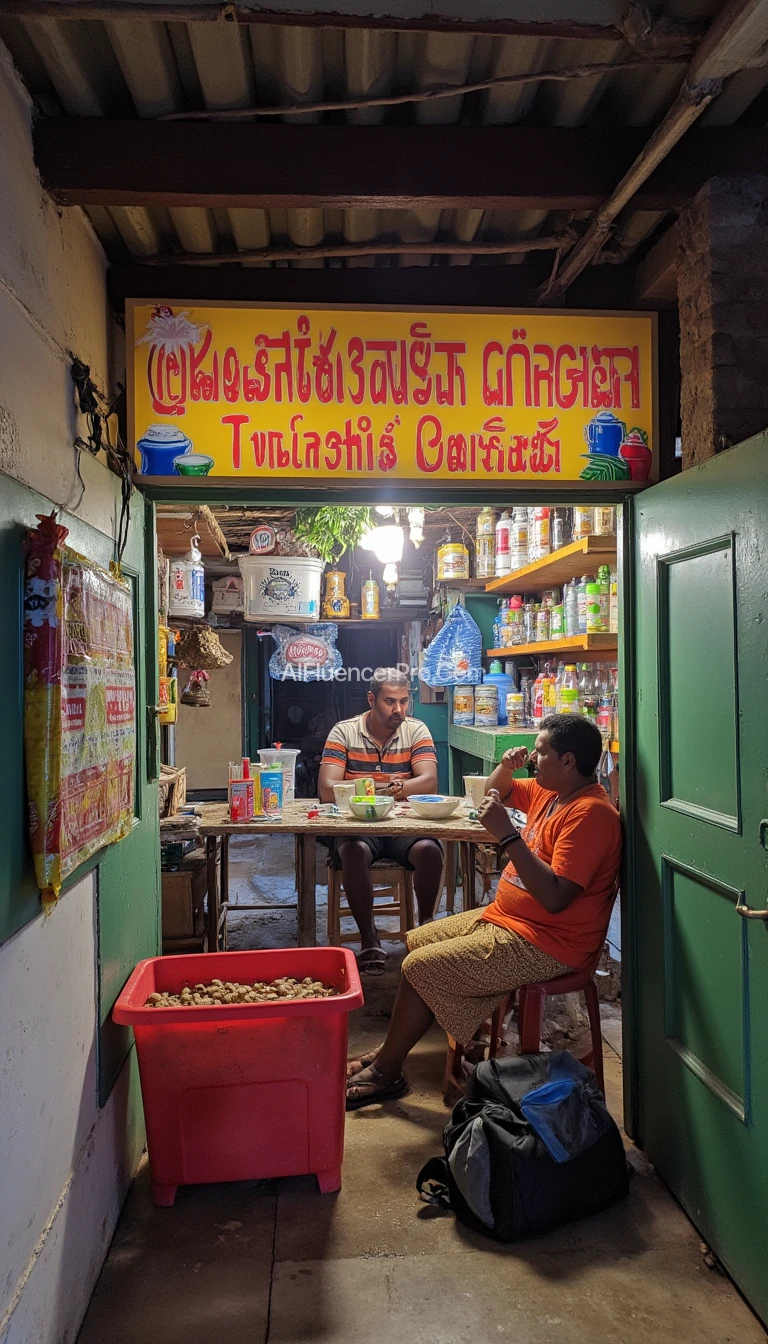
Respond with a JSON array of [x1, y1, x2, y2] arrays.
[[269, 623, 342, 683]]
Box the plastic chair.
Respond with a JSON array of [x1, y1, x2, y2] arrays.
[[442, 963, 605, 1103], [327, 860, 414, 946]]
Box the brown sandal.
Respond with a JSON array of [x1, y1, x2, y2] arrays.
[[346, 1048, 382, 1079], [346, 1064, 409, 1111]]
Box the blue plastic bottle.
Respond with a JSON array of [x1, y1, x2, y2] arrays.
[[483, 659, 517, 725]]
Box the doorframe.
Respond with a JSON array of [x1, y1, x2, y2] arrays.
[[141, 475, 647, 1137]]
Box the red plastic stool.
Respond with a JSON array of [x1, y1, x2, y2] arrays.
[[442, 966, 605, 1103]]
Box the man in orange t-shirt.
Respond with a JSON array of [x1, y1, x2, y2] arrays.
[[347, 714, 622, 1109]]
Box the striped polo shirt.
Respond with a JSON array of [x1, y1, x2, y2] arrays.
[[322, 713, 437, 786]]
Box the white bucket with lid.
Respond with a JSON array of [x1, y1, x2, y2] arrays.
[[238, 555, 324, 622]]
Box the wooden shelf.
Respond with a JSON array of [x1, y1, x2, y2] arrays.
[[484, 536, 617, 596], [487, 634, 617, 659], [436, 576, 492, 591]]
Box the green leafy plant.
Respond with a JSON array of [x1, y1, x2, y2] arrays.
[[294, 506, 375, 565]]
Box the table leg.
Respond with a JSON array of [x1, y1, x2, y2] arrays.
[[444, 841, 457, 916], [206, 835, 220, 952], [459, 841, 478, 913], [220, 834, 230, 950], [297, 833, 317, 947]]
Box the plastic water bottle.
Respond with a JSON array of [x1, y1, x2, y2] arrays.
[[577, 575, 590, 635], [557, 664, 580, 714], [564, 582, 579, 637]]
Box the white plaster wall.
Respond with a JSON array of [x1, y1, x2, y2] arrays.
[[0, 41, 143, 1344]]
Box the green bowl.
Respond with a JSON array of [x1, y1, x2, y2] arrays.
[[174, 454, 214, 476]]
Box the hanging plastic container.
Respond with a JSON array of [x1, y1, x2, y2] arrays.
[[238, 555, 325, 622], [169, 535, 205, 619]]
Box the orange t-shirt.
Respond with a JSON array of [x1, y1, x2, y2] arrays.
[[480, 777, 622, 970]]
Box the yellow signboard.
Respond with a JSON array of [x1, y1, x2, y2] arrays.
[[128, 302, 656, 483]]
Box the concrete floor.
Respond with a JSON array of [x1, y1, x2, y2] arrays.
[[77, 837, 767, 1344]]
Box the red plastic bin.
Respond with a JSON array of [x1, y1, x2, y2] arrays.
[[113, 947, 363, 1206]]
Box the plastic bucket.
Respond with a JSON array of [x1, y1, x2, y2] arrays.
[[258, 747, 301, 802], [113, 947, 363, 1206], [238, 555, 324, 622]]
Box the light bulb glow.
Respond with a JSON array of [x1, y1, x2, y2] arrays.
[[382, 562, 399, 586], [359, 525, 405, 564]]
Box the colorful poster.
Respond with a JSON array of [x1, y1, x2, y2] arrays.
[[128, 303, 656, 484], [24, 513, 135, 907]]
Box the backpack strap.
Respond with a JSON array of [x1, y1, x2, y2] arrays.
[[416, 1157, 453, 1209]]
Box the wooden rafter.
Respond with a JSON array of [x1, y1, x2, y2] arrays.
[[34, 122, 768, 215], [540, 0, 768, 301]]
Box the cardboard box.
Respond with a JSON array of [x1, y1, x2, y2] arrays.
[[159, 764, 187, 819], [162, 854, 207, 940]]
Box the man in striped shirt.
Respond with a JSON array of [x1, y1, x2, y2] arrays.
[[319, 668, 443, 975]]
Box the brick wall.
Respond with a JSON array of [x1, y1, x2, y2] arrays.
[[677, 174, 768, 469]]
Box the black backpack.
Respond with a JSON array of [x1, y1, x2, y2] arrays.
[[417, 1051, 629, 1242]]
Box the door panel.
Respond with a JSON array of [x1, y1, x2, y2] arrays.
[[97, 495, 160, 1105], [633, 434, 768, 1323]]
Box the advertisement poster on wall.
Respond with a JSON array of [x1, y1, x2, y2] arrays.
[[128, 302, 656, 485]]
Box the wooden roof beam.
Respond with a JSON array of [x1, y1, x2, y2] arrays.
[[635, 226, 679, 307], [541, 0, 768, 302], [34, 122, 768, 214], [0, 0, 707, 49]]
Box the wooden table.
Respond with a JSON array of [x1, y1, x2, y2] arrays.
[[197, 800, 494, 950]]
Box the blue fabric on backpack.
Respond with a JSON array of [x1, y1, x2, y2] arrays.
[[520, 1070, 608, 1164]]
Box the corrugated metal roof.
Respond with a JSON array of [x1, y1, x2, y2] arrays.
[[2, 3, 767, 271]]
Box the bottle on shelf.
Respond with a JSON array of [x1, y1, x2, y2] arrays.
[[586, 579, 603, 633], [511, 508, 529, 571], [475, 506, 497, 579], [361, 571, 380, 619], [536, 603, 551, 643], [551, 508, 572, 552], [523, 601, 537, 644], [580, 665, 600, 722], [509, 594, 524, 645], [564, 582, 579, 638], [557, 664, 580, 714], [527, 507, 538, 562], [609, 567, 619, 633], [495, 510, 512, 576], [550, 595, 565, 640], [533, 507, 551, 560], [577, 575, 591, 635], [532, 668, 545, 724], [573, 507, 594, 541], [520, 672, 534, 727], [543, 662, 558, 714], [594, 505, 616, 536], [597, 564, 611, 631]]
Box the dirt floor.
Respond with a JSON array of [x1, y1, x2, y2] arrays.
[[76, 837, 767, 1344]]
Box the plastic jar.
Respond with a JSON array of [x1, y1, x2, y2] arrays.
[[474, 684, 499, 727], [453, 686, 475, 726]]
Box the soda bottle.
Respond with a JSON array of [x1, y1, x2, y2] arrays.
[[597, 564, 611, 630], [558, 664, 580, 714], [495, 510, 511, 576]]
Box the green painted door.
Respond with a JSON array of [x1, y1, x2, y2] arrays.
[[631, 433, 768, 1323]]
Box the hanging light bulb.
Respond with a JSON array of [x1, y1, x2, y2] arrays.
[[406, 507, 425, 547], [382, 561, 399, 606], [359, 525, 405, 565], [375, 505, 395, 518]]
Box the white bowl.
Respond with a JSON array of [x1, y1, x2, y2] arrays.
[[408, 794, 461, 820], [348, 795, 394, 821]]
